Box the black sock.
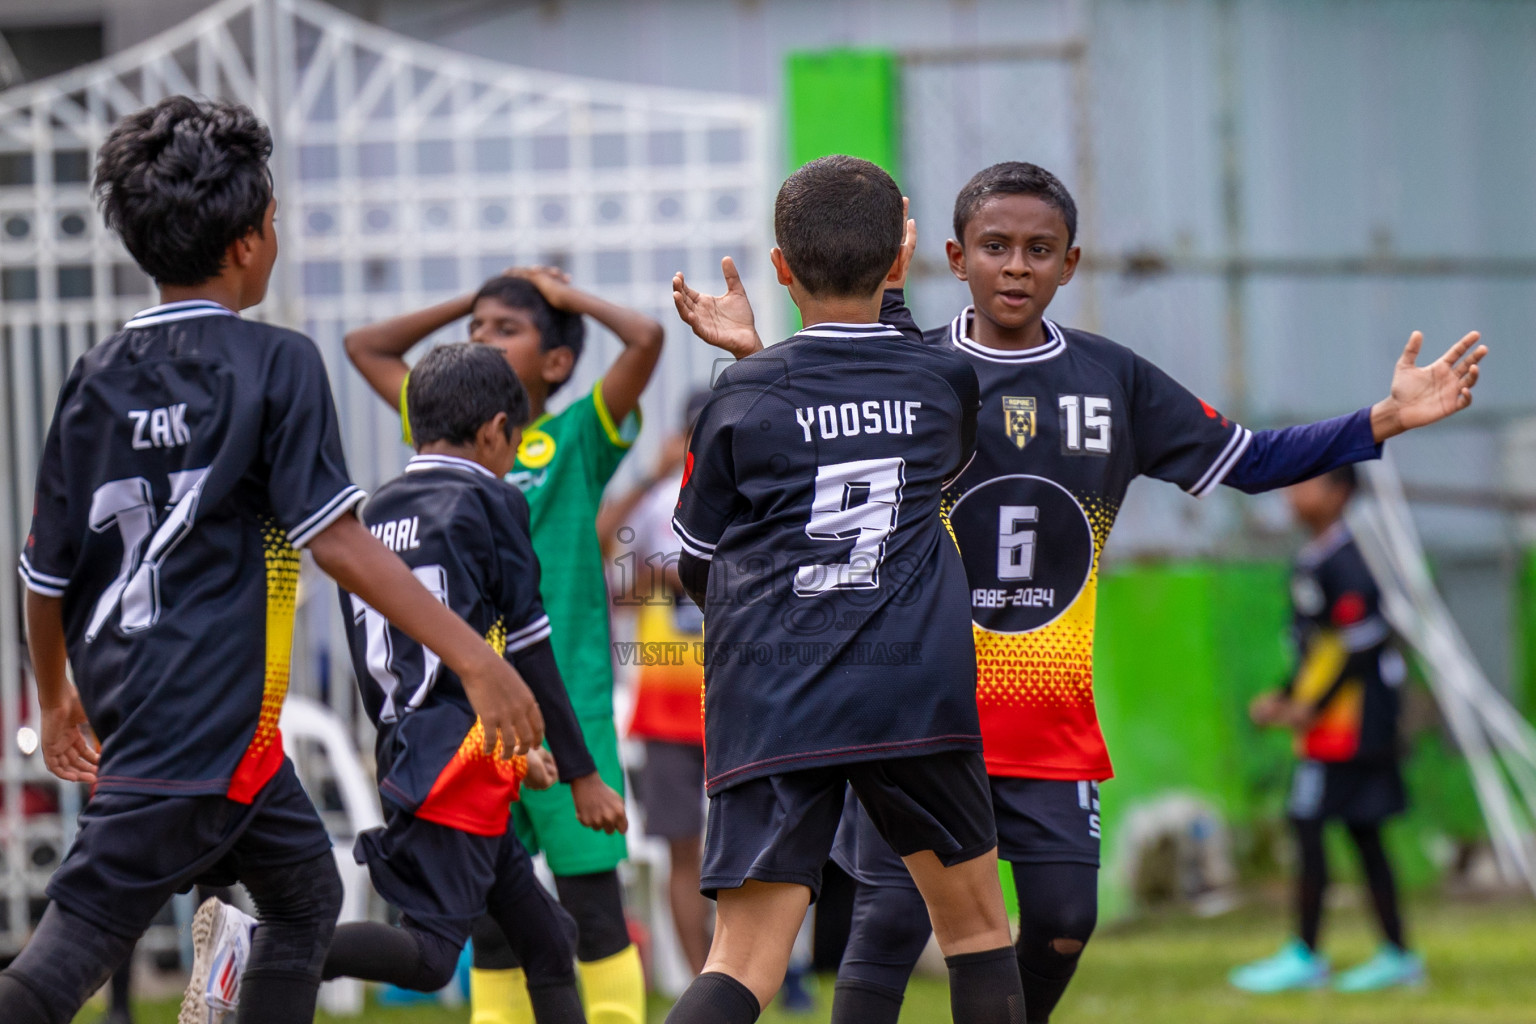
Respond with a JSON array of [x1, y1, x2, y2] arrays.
[[945, 947, 1026, 1024], [829, 978, 904, 1024], [1017, 959, 1073, 1024], [321, 921, 459, 991], [109, 955, 133, 1013], [0, 974, 56, 1024], [1348, 823, 1406, 949], [528, 977, 588, 1024], [663, 971, 761, 1024]]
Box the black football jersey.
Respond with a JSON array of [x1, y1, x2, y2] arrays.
[[673, 323, 983, 794], [905, 304, 1250, 781], [20, 300, 362, 801], [339, 455, 552, 834], [1287, 524, 1401, 764]]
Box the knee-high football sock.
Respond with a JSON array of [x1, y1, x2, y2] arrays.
[[663, 972, 760, 1024], [830, 879, 932, 1024], [471, 968, 535, 1024], [829, 979, 904, 1024], [1011, 861, 1099, 1023], [577, 945, 646, 1024], [321, 921, 460, 992], [945, 947, 1026, 1024]]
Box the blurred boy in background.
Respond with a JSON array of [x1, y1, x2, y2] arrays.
[[1234, 466, 1423, 993]]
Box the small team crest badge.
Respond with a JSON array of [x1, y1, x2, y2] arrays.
[[1002, 396, 1037, 449]]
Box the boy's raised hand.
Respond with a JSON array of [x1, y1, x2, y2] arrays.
[[41, 685, 98, 784], [571, 771, 629, 834], [673, 257, 764, 359], [1370, 329, 1487, 441], [506, 265, 578, 310]]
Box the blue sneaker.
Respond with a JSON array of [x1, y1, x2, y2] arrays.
[[1335, 945, 1425, 992], [1229, 938, 1330, 992]]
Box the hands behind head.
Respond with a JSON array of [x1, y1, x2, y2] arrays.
[[504, 265, 577, 311]]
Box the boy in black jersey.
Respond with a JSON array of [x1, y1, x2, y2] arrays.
[[675, 162, 1483, 1024], [5, 97, 544, 1024], [1234, 465, 1421, 993], [663, 155, 1024, 1024]]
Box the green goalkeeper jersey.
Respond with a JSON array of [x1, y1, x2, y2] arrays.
[[404, 378, 639, 718]]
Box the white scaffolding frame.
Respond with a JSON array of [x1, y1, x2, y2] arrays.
[[0, 0, 771, 955]]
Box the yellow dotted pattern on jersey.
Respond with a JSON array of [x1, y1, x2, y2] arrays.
[[258, 520, 299, 744], [486, 617, 507, 657], [974, 495, 1118, 709], [453, 718, 529, 784]]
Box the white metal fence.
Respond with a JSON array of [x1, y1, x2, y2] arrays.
[[0, 0, 771, 954]]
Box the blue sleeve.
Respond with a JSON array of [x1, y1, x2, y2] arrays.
[[880, 289, 924, 345], [1222, 407, 1382, 494]]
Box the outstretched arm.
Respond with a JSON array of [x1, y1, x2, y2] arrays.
[[1224, 329, 1486, 494], [1368, 329, 1485, 441], [344, 293, 476, 406], [310, 514, 543, 755], [24, 592, 97, 783]]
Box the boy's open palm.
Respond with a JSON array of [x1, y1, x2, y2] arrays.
[[41, 687, 98, 784], [673, 257, 764, 359], [1372, 330, 1486, 440], [571, 773, 629, 834]]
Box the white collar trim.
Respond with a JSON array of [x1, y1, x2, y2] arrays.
[[405, 454, 499, 479], [949, 307, 1067, 363], [123, 299, 239, 329]]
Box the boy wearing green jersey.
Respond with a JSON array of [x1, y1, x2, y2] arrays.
[[347, 266, 664, 1024]]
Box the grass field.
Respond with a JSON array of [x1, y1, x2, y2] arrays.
[[88, 896, 1536, 1023]]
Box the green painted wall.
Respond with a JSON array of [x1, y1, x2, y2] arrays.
[[784, 49, 901, 175]]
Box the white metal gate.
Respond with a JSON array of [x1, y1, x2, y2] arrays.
[[0, 0, 771, 953]]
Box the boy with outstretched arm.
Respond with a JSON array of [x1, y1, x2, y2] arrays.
[[674, 161, 1483, 1024], [4, 97, 541, 1024], [347, 267, 659, 1024], [662, 154, 1025, 1024], [189, 343, 625, 1023]]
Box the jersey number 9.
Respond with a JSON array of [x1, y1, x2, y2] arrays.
[[793, 457, 906, 596]]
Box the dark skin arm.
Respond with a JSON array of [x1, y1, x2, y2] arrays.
[[25, 591, 98, 784], [345, 293, 472, 406], [309, 513, 543, 755]]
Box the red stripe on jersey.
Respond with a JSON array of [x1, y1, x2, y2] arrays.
[[415, 719, 527, 836]]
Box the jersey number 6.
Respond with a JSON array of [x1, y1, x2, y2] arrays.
[[794, 457, 905, 596]]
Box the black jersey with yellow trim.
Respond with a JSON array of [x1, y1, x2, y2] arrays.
[[339, 454, 553, 834], [898, 302, 1248, 780], [674, 322, 983, 794], [20, 300, 363, 802]]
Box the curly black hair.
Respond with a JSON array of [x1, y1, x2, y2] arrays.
[[952, 161, 1078, 248], [93, 96, 273, 286]]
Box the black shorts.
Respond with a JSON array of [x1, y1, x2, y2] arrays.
[[1288, 759, 1407, 825], [47, 757, 332, 939], [355, 809, 561, 947], [833, 775, 1101, 889], [991, 777, 1102, 867], [633, 740, 706, 840], [700, 750, 996, 901]]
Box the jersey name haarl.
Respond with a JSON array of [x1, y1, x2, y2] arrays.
[[339, 454, 550, 835]]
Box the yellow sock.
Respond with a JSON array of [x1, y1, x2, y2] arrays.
[[577, 945, 646, 1024], [470, 967, 535, 1024]]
